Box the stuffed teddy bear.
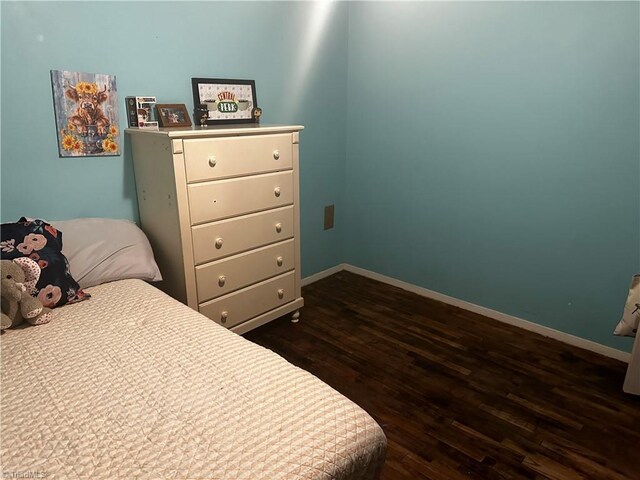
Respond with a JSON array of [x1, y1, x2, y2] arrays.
[[0, 257, 52, 331]]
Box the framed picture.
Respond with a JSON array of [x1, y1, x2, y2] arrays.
[[50, 70, 120, 157], [156, 104, 192, 127], [191, 78, 257, 125]]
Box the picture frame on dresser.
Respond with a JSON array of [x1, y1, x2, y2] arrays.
[[156, 104, 192, 127], [191, 78, 257, 125]]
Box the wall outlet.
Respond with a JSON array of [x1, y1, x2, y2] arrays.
[[324, 204, 335, 230]]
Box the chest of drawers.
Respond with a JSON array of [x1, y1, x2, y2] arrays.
[[126, 124, 304, 334]]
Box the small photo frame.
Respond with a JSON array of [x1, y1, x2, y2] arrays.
[[156, 104, 192, 127], [191, 78, 257, 125]]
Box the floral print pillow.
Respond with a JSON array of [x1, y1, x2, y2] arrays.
[[1, 218, 90, 308]]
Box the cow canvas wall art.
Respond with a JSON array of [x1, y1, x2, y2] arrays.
[[51, 70, 120, 157]]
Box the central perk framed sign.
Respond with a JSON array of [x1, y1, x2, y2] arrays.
[[191, 78, 257, 125]]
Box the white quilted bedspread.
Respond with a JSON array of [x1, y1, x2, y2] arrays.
[[1, 280, 386, 479]]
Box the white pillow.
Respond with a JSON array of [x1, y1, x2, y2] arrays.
[[51, 218, 162, 288], [614, 274, 640, 337]]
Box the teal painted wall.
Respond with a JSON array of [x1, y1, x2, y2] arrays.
[[345, 1, 639, 351], [0, 1, 347, 276]]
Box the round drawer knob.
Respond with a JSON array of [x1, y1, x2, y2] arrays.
[[218, 275, 226, 287], [220, 311, 228, 324], [273, 150, 280, 160], [275, 223, 282, 233], [215, 238, 224, 249], [277, 289, 285, 299], [208, 156, 217, 167], [274, 187, 281, 197], [276, 256, 283, 267]]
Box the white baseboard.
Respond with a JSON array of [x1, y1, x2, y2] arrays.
[[302, 264, 630, 363], [301, 263, 347, 287]]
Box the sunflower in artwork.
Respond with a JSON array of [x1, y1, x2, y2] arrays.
[[75, 82, 98, 95], [61, 134, 75, 151], [102, 138, 118, 153]]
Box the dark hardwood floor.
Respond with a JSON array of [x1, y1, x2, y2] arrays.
[[245, 271, 640, 480]]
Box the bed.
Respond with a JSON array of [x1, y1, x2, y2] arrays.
[[1, 220, 386, 479]]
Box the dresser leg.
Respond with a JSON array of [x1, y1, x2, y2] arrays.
[[291, 310, 300, 323]]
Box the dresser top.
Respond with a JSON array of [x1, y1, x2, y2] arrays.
[[125, 124, 304, 139]]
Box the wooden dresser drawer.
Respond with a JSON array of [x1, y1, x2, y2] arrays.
[[188, 171, 293, 225], [183, 134, 292, 183], [195, 239, 295, 302], [191, 206, 294, 265], [199, 271, 296, 328]]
